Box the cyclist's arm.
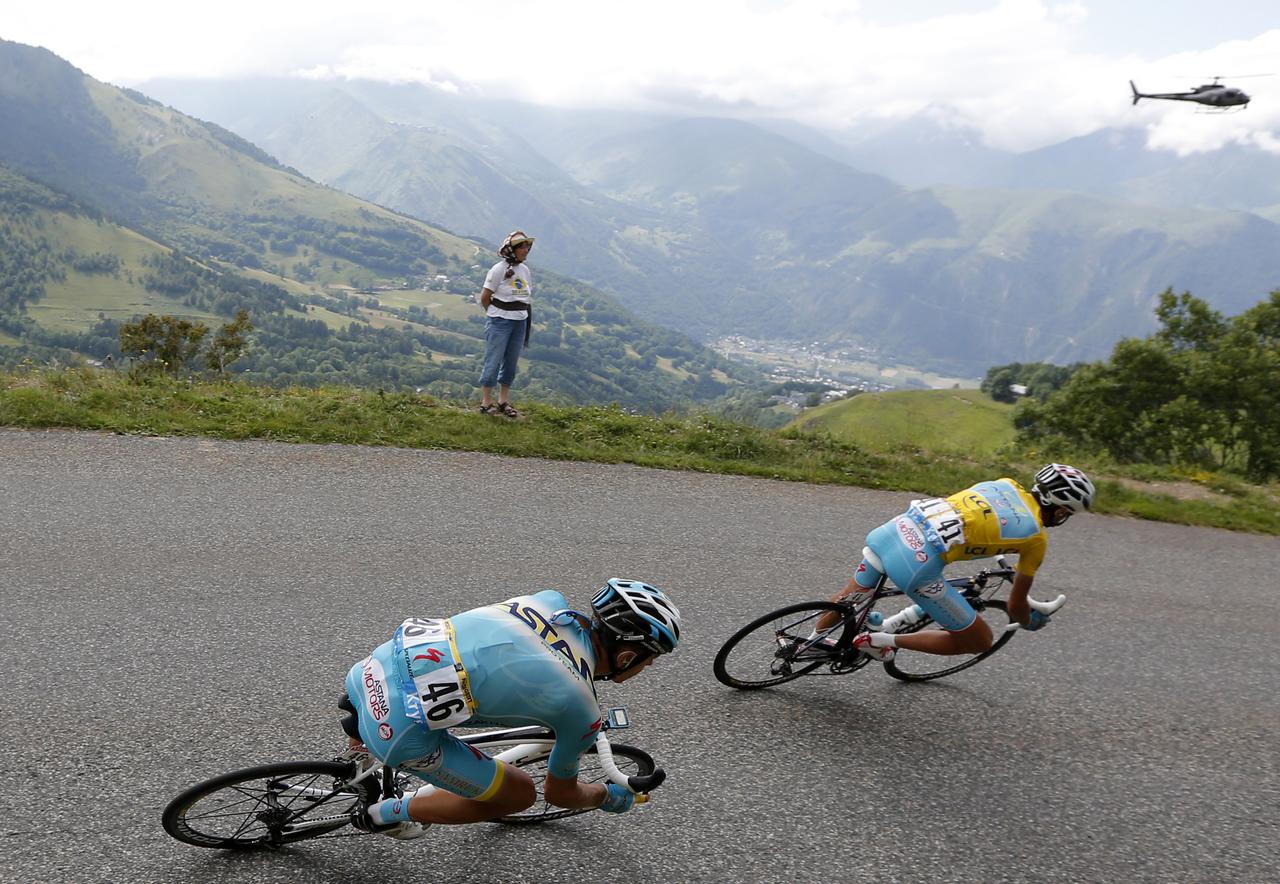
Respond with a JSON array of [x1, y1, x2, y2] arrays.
[[1006, 571, 1035, 625], [540, 704, 604, 809], [543, 772, 609, 809]]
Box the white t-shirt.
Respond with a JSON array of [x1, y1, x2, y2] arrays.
[[483, 260, 532, 320]]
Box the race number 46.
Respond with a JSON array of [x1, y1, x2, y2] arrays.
[[418, 678, 466, 723], [399, 617, 447, 645]]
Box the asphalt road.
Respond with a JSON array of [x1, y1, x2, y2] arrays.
[[2, 428, 1277, 884]]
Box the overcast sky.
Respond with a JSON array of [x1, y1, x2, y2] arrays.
[[7, 0, 1279, 154]]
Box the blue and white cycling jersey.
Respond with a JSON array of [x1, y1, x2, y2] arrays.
[[453, 589, 603, 778], [346, 590, 603, 797]]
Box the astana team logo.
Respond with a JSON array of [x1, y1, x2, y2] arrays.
[[362, 656, 391, 722], [896, 517, 925, 551]]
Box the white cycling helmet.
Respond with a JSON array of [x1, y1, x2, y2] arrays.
[[1032, 463, 1095, 514], [590, 579, 681, 656]]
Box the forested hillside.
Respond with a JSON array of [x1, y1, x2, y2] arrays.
[[0, 40, 760, 410]]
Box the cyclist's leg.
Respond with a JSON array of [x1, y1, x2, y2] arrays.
[[359, 735, 537, 827], [890, 578, 993, 655], [815, 523, 894, 632], [849, 517, 991, 657], [398, 732, 536, 824]]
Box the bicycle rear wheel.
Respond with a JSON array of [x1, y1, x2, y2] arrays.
[[475, 741, 655, 824], [713, 602, 851, 690], [162, 761, 367, 849], [882, 599, 1016, 682]]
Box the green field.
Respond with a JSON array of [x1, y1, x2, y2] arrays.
[[30, 272, 222, 332], [792, 388, 1016, 454], [374, 291, 477, 322], [20, 213, 217, 332]]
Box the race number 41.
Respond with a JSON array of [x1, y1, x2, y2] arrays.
[[914, 497, 965, 549]]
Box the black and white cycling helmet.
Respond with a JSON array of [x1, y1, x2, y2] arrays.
[[1032, 463, 1095, 514], [591, 579, 681, 656]]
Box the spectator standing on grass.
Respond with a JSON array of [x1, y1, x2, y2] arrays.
[[478, 230, 535, 418]]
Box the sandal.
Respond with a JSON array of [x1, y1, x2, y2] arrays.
[[479, 404, 496, 415], [496, 402, 520, 418]]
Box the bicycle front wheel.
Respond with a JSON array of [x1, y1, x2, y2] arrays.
[[882, 599, 1016, 682], [475, 741, 656, 824], [713, 601, 851, 690], [162, 761, 367, 849]]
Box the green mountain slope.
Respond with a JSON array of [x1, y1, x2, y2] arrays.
[[0, 40, 759, 409], [0, 168, 206, 331], [792, 388, 1016, 454]]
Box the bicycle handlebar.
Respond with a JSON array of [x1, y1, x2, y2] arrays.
[[595, 731, 666, 796], [1028, 594, 1067, 615], [988, 556, 1067, 631], [1001, 593, 1068, 633]]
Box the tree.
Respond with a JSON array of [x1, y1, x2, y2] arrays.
[[1154, 288, 1227, 352], [1015, 289, 1280, 480], [205, 309, 254, 374], [118, 314, 208, 373], [981, 361, 1080, 403], [1226, 292, 1280, 479], [1015, 338, 1185, 462]]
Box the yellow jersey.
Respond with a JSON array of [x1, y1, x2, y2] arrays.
[[910, 478, 1049, 576]]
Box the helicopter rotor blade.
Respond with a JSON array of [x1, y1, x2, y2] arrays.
[[1168, 72, 1274, 79]]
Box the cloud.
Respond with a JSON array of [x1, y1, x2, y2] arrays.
[[6, 0, 1279, 153]]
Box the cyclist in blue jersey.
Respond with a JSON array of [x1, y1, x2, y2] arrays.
[[339, 578, 680, 839]]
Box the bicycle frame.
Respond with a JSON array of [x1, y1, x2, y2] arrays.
[[713, 556, 1071, 690]]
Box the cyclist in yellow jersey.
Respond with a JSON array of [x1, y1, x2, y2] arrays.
[[814, 464, 1095, 660]]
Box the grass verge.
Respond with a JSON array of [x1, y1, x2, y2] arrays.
[[3, 369, 1277, 535]]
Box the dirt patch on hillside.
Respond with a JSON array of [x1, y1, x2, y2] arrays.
[[1113, 477, 1231, 503]]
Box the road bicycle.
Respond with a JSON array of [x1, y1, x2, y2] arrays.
[[161, 707, 662, 849], [713, 556, 1066, 688]]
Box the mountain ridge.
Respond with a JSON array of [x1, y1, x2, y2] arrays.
[[135, 74, 1280, 371]]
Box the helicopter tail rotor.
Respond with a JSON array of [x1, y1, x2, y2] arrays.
[[1130, 80, 1142, 105]]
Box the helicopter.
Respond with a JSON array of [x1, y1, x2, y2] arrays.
[[1129, 77, 1252, 109]]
